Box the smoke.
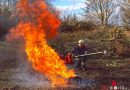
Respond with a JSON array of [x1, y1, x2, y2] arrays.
[[14, 67, 51, 87], [7, 0, 74, 87], [11, 46, 51, 87]]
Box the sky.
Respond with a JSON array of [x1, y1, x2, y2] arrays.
[[51, 0, 86, 17], [50, 0, 126, 26]]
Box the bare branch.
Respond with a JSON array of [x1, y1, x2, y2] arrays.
[[84, 0, 114, 26]]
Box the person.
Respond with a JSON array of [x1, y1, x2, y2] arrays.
[[72, 39, 89, 70]]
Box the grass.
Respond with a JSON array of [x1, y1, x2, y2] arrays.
[[0, 41, 130, 90]]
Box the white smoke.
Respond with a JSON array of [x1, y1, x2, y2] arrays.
[[11, 48, 51, 87]]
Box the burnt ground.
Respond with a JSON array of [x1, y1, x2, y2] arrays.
[[0, 41, 130, 90]]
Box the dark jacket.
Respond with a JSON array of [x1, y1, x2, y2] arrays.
[[72, 45, 89, 56]]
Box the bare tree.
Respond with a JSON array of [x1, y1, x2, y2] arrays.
[[0, 0, 17, 40], [84, 0, 114, 26], [123, 0, 130, 25], [0, 0, 17, 16]]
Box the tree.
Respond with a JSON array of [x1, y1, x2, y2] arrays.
[[84, 0, 114, 26], [0, 0, 17, 40], [123, 0, 130, 25]]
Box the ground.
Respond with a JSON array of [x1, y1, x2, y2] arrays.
[[0, 41, 130, 90]]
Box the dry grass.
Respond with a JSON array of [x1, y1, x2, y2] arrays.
[[0, 40, 130, 89]]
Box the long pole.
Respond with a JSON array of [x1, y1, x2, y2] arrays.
[[74, 50, 107, 58]]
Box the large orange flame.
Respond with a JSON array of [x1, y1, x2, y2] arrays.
[[7, 0, 75, 86]]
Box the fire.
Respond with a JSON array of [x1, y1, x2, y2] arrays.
[[7, 0, 75, 86]]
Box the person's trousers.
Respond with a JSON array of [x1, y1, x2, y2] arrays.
[[74, 57, 86, 69], [75, 60, 81, 68]]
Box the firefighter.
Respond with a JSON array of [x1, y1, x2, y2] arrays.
[[72, 39, 89, 70]]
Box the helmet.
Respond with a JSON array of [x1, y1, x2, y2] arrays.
[[78, 39, 85, 44]]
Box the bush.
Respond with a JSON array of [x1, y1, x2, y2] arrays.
[[49, 27, 130, 58], [60, 21, 78, 32], [60, 21, 96, 32], [78, 21, 96, 31]]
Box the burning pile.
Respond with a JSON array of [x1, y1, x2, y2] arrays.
[[7, 0, 75, 86]]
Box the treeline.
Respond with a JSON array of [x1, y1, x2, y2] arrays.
[[0, 0, 50, 40], [0, 0, 130, 58], [0, 0, 130, 39], [52, 0, 130, 57], [0, 0, 17, 40], [60, 0, 130, 32]]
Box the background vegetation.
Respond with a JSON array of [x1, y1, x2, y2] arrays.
[[0, 0, 130, 58]]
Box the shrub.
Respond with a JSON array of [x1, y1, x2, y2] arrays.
[[49, 27, 130, 58]]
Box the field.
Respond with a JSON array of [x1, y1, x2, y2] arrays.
[[0, 41, 130, 90]]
